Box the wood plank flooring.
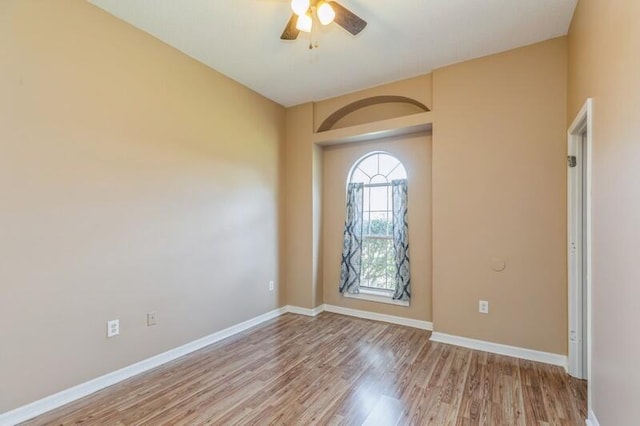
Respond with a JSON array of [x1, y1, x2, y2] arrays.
[[23, 313, 587, 425]]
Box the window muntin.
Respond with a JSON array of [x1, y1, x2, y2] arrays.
[[348, 152, 407, 292]]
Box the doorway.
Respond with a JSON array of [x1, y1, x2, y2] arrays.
[[567, 99, 592, 382]]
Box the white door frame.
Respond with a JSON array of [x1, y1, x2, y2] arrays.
[[567, 98, 592, 384]]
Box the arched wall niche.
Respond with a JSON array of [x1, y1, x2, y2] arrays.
[[317, 96, 430, 133]]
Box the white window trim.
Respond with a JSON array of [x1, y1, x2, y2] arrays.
[[344, 288, 409, 307]]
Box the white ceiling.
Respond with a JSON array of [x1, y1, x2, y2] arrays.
[[89, 0, 578, 107]]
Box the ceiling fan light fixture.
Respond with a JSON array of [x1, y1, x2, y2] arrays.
[[291, 0, 310, 16], [296, 13, 313, 33], [316, 1, 335, 25]]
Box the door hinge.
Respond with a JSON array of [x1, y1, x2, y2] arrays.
[[568, 155, 577, 168]]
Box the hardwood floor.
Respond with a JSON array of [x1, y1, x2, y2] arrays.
[[24, 313, 587, 425]]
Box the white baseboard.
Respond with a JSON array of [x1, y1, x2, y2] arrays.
[[586, 409, 599, 426], [1, 305, 467, 425], [323, 304, 433, 330], [285, 303, 433, 331], [0, 307, 287, 426], [285, 305, 324, 317], [430, 332, 567, 368]]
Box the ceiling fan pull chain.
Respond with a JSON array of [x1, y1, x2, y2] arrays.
[[309, 14, 317, 50]]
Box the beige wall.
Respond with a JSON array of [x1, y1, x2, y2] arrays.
[[322, 135, 432, 321], [568, 1, 640, 424], [284, 77, 432, 312], [330, 102, 427, 132], [287, 39, 569, 356], [314, 75, 432, 132], [432, 38, 568, 354], [312, 144, 324, 307], [284, 103, 316, 309], [0, 0, 284, 412]]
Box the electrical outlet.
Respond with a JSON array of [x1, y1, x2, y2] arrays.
[[147, 312, 157, 326], [479, 300, 489, 314], [269, 280, 274, 291], [107, 319, 120, 337]]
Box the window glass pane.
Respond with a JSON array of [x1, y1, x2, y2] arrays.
[[378, 154, 400, 177], [368, 186, 388, 211], [361, 238, 395, 290], [363, 187, 371, 234], [387, 164, 407, 181], [357, 154, 379, 177], [368, 212, 390, 236], [370, 174, 388, 184], [350, 169, 369, 183], [363, 186, 370, 212]]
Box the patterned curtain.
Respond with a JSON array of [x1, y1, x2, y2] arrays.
[[391, 179, 411, 301], [339, 182, 364, 295]]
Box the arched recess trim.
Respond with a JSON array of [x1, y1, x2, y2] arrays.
[[317, 95, 430, 132]]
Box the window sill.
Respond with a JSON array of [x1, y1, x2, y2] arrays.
[[344, 289, 409, 307]]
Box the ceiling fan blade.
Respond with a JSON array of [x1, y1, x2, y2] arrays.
[[329, 1, 367, 36], [280, 14, 300, 40]]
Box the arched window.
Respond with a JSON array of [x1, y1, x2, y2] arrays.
[[340, 152, 411, 302], [349, 151, 408, 184]]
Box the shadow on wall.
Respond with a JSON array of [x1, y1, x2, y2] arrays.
[[317, 96, 430, 132]]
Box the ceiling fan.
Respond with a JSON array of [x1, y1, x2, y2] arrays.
[[280, 0, 367, 41]]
